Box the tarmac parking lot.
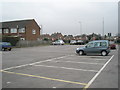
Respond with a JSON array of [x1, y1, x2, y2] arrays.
[[1, 45, 119, 89]]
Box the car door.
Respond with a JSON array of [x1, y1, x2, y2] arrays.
[[93, 42, 101, 53], [84, 42, 95, 53]]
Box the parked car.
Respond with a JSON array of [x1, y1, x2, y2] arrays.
[[76, 40, 110, 56], [109, 41, 116, 49], [0, 42, 12, 51], [52, 40, 65, 45], [76, 40, 84, 45], [70, 40, 77, 45]]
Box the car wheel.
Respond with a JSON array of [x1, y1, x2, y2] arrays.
[[1, 48, 4, 51], [79, 50, 84, 55], [8, 48, 11, 51], [3, 48, 6, 51], [101, 51, 107, 56]]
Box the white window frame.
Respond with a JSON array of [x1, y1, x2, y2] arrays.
[[19, 28, 25, 33], [32, 29, 36, 34], [3, 29, 9, 33], [10, 28, 17, 33], [20, 38, 25, 40]]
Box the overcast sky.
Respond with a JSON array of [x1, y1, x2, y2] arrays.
[[1, 0, 119, 36]]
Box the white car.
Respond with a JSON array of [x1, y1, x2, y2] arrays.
[[70, 40, 77, 45], [52, 40, 65, 45]]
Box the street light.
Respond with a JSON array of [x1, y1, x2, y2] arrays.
[[78, 21, 82, 35], [102, 17, 104, 38], [17, 25, 19, 36]]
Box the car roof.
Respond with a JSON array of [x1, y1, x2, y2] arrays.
[[0, 42, 10, 44], [89, 40, 109, 43]]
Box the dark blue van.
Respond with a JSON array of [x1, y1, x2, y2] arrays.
[[0, 42, 12, 51]]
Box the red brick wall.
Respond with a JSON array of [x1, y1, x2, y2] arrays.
[[25, 20, 40, 41]]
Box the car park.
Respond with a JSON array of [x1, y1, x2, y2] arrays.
[[52, 40, 65, 45], [0, 42, 12, 51], [76, 40, 110, 56]]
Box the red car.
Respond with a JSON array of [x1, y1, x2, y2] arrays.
[[110, 41, 116, 49]]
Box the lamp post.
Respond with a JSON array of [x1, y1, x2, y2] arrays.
[[78, 21, 82, 35], [17, 25, 19, 37], [102, 17, 104, 39]]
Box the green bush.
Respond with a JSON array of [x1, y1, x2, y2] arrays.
[[43, 38, 49, 41]]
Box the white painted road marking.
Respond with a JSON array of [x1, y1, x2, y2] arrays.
[[53, 61, 104, 65], [2, 55, 74, 71], [6, 82, 11, 84], [90, 59, 107, 61], [33, 64, 98, 72], [83, 55, 114, 89]]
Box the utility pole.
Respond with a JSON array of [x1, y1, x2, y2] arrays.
[[102, 17, 104, 38], [17, 25, 19, 36], [78, 21, 82, 35]]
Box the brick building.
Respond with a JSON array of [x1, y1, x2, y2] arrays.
[[0, 19, 41, 41]]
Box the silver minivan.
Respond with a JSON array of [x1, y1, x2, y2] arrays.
[[76, 40, 110, 56]]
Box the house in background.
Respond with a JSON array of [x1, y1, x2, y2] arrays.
[[0, 19, 41, 41], [39, 34, 51, 40], [63, 35, 74, 40], [51, 32, 63, 41]]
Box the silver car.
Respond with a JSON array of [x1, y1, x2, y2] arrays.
[[52, 40, 65, 45], [76, 40, 110, 56], [70, 40, 77, 45]]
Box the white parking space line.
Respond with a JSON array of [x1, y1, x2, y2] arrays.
[[84, 55, 114, 89], [92, 59, 107, 61], [52, 61, 104, 65], [2, 54, 74, 71], [75, 56, 107, 58], [78, 59, 107, 61], [33, 64, 98, 72], [71, 55, 109, 61]]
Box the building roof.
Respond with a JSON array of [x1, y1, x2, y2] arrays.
[[0, 19, 39, 29]]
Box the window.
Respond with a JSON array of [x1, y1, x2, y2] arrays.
[[19, 28, 25, 33], [87, 43, 94, 48], [10, 28, 17, 33], [94, 42, 100, 47], [100, 42, 107, 47], [0, 29, 2, 33], [32, 29, 36, 34], [3, 29, 9, 33], [20, 38, 25, 40]]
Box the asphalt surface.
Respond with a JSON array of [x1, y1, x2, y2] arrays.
[[1, 45, 119, 89]]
